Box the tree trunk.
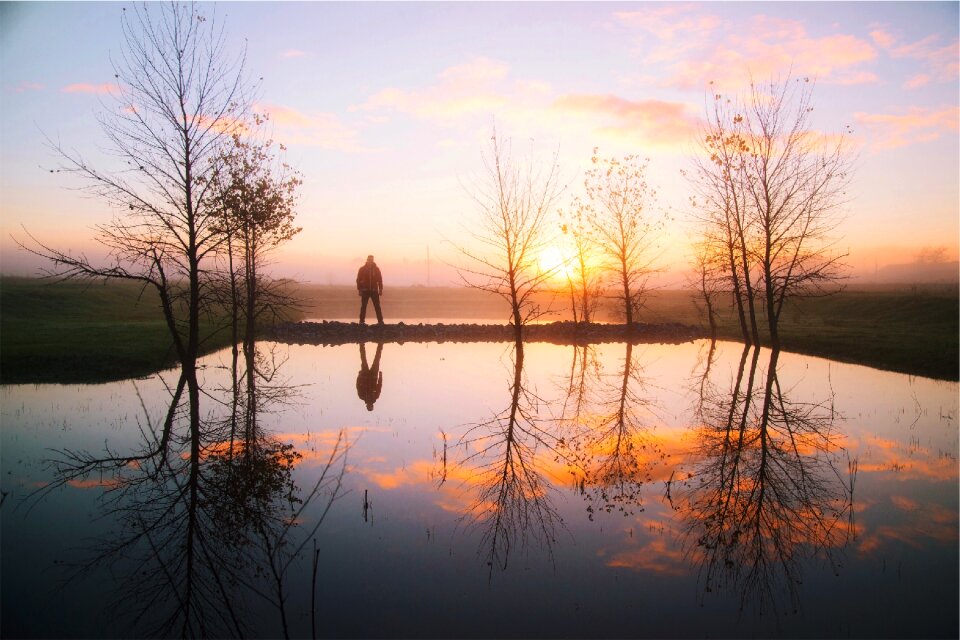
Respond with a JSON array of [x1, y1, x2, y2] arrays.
[[726, 242, 750, 344], [735, 229, 760, 345], [621, 258, 633, 325]]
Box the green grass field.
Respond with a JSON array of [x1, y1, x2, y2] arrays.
[[2, 277, 957, 383], [0, 277, 236, 384], [644, 285, 959, 381]]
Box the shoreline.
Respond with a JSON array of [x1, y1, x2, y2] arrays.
[[264, 320, 709, 346]]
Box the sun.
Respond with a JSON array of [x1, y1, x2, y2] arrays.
[[537, 246, 572, 283]]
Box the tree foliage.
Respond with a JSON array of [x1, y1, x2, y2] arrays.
[[689, 75, 853, 347], [211, 118, 302, 357], [574, 149, 665, 325], [558, 206, 604, 323], [28, 2, 254, 369]]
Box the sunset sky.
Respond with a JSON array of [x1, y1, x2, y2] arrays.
[[1, 1, 957, 286]]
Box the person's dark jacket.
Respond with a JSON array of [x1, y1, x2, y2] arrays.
[[356, 263, 383, 293]]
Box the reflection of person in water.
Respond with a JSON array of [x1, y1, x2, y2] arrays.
[[356, 342, 384, 411], [356, 254, 384, 325]]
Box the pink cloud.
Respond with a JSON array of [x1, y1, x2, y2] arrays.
[[890, 495, 919, 511], [856, 502, 958, 556], [256, 102, 379, 153], [553, 94, 699, 150], [747, 15, 807, 41], [437, 57, 510, 86], [869, 28, 896, 49], [61, 82, 119, 95], [68, 477, 119, 489], [361, 86, 506, 120], [355, 57, 512, 121], [615, 4, 720, 41], [904, 73, 931, 89], [891, 34, 941, 58], [854, 105, 959, 150], [280, 49, 307, 59], [872, 28, 959, 83], [677, 32, 877, 90], [832, 71, 880, 86], [618, 6, 877, 91], [12, 81, 44, 93], [893, 36, 959, 83], [605, 536, 688, 575]]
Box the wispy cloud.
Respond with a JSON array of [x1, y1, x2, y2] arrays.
[[831, 71, 880, 86], [869, 28, 897, 50], [854, 105, 959, 150], [891, 36, 959, 83], [355, 57, 511, 121], [617, 8, 877, 90], [615, 4, 720, 41], [355, 56, 703, 154], [61, 82, 118, 95], [605, 535, 688, 576], [867, 26, 959, 84], [280, 49, 307, 59], [12, 81, 44, 93], [904, 73, 931, 90], [552, 94, 698, 150], [256, 102, 379, 153]]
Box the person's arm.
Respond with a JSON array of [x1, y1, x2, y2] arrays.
[[376, 266, 383, 295]]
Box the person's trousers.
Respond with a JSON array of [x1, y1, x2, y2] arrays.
[[359, 291, 383, 324]]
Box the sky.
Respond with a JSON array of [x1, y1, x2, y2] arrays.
[[1, 1, 957, 286]]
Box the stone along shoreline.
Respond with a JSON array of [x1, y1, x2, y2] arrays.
[[264, 320, 709, 346]]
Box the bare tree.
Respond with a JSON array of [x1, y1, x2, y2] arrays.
[[914, 245, 949, 264], [689, 240, 727, 338], [687, 91, 760, 343], [558, 206, 604, 323], [21, 2, 253, 441], [211, 120, 302, 373], [688, 75, 853, 349], [579, 148, 665, 325], [744, 76, 853, 348], [456, 130, 564, 341]]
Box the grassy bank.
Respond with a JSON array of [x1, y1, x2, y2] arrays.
[[649, 286, 958, 381], [0, 277, 241, 384], [2, 278, 957, 383]]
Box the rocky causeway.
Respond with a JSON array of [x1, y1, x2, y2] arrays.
[[264, 320, 709, 346]]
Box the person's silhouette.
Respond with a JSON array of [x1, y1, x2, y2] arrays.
[[356, 254, 384, 324], [356, 342, 384, 411]]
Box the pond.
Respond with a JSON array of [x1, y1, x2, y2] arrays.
[[1, 337, 957, 638]]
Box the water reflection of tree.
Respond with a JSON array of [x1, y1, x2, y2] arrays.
[[561, 342, 664, 519], [677, 345, 852, 615], [33, 345, 347, 638], [456, 340, 566, 575]]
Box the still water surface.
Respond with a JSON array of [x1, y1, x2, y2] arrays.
[[2, 338, 957, 638]]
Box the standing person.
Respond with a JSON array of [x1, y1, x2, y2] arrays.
[[356, 254, 384, 324]]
